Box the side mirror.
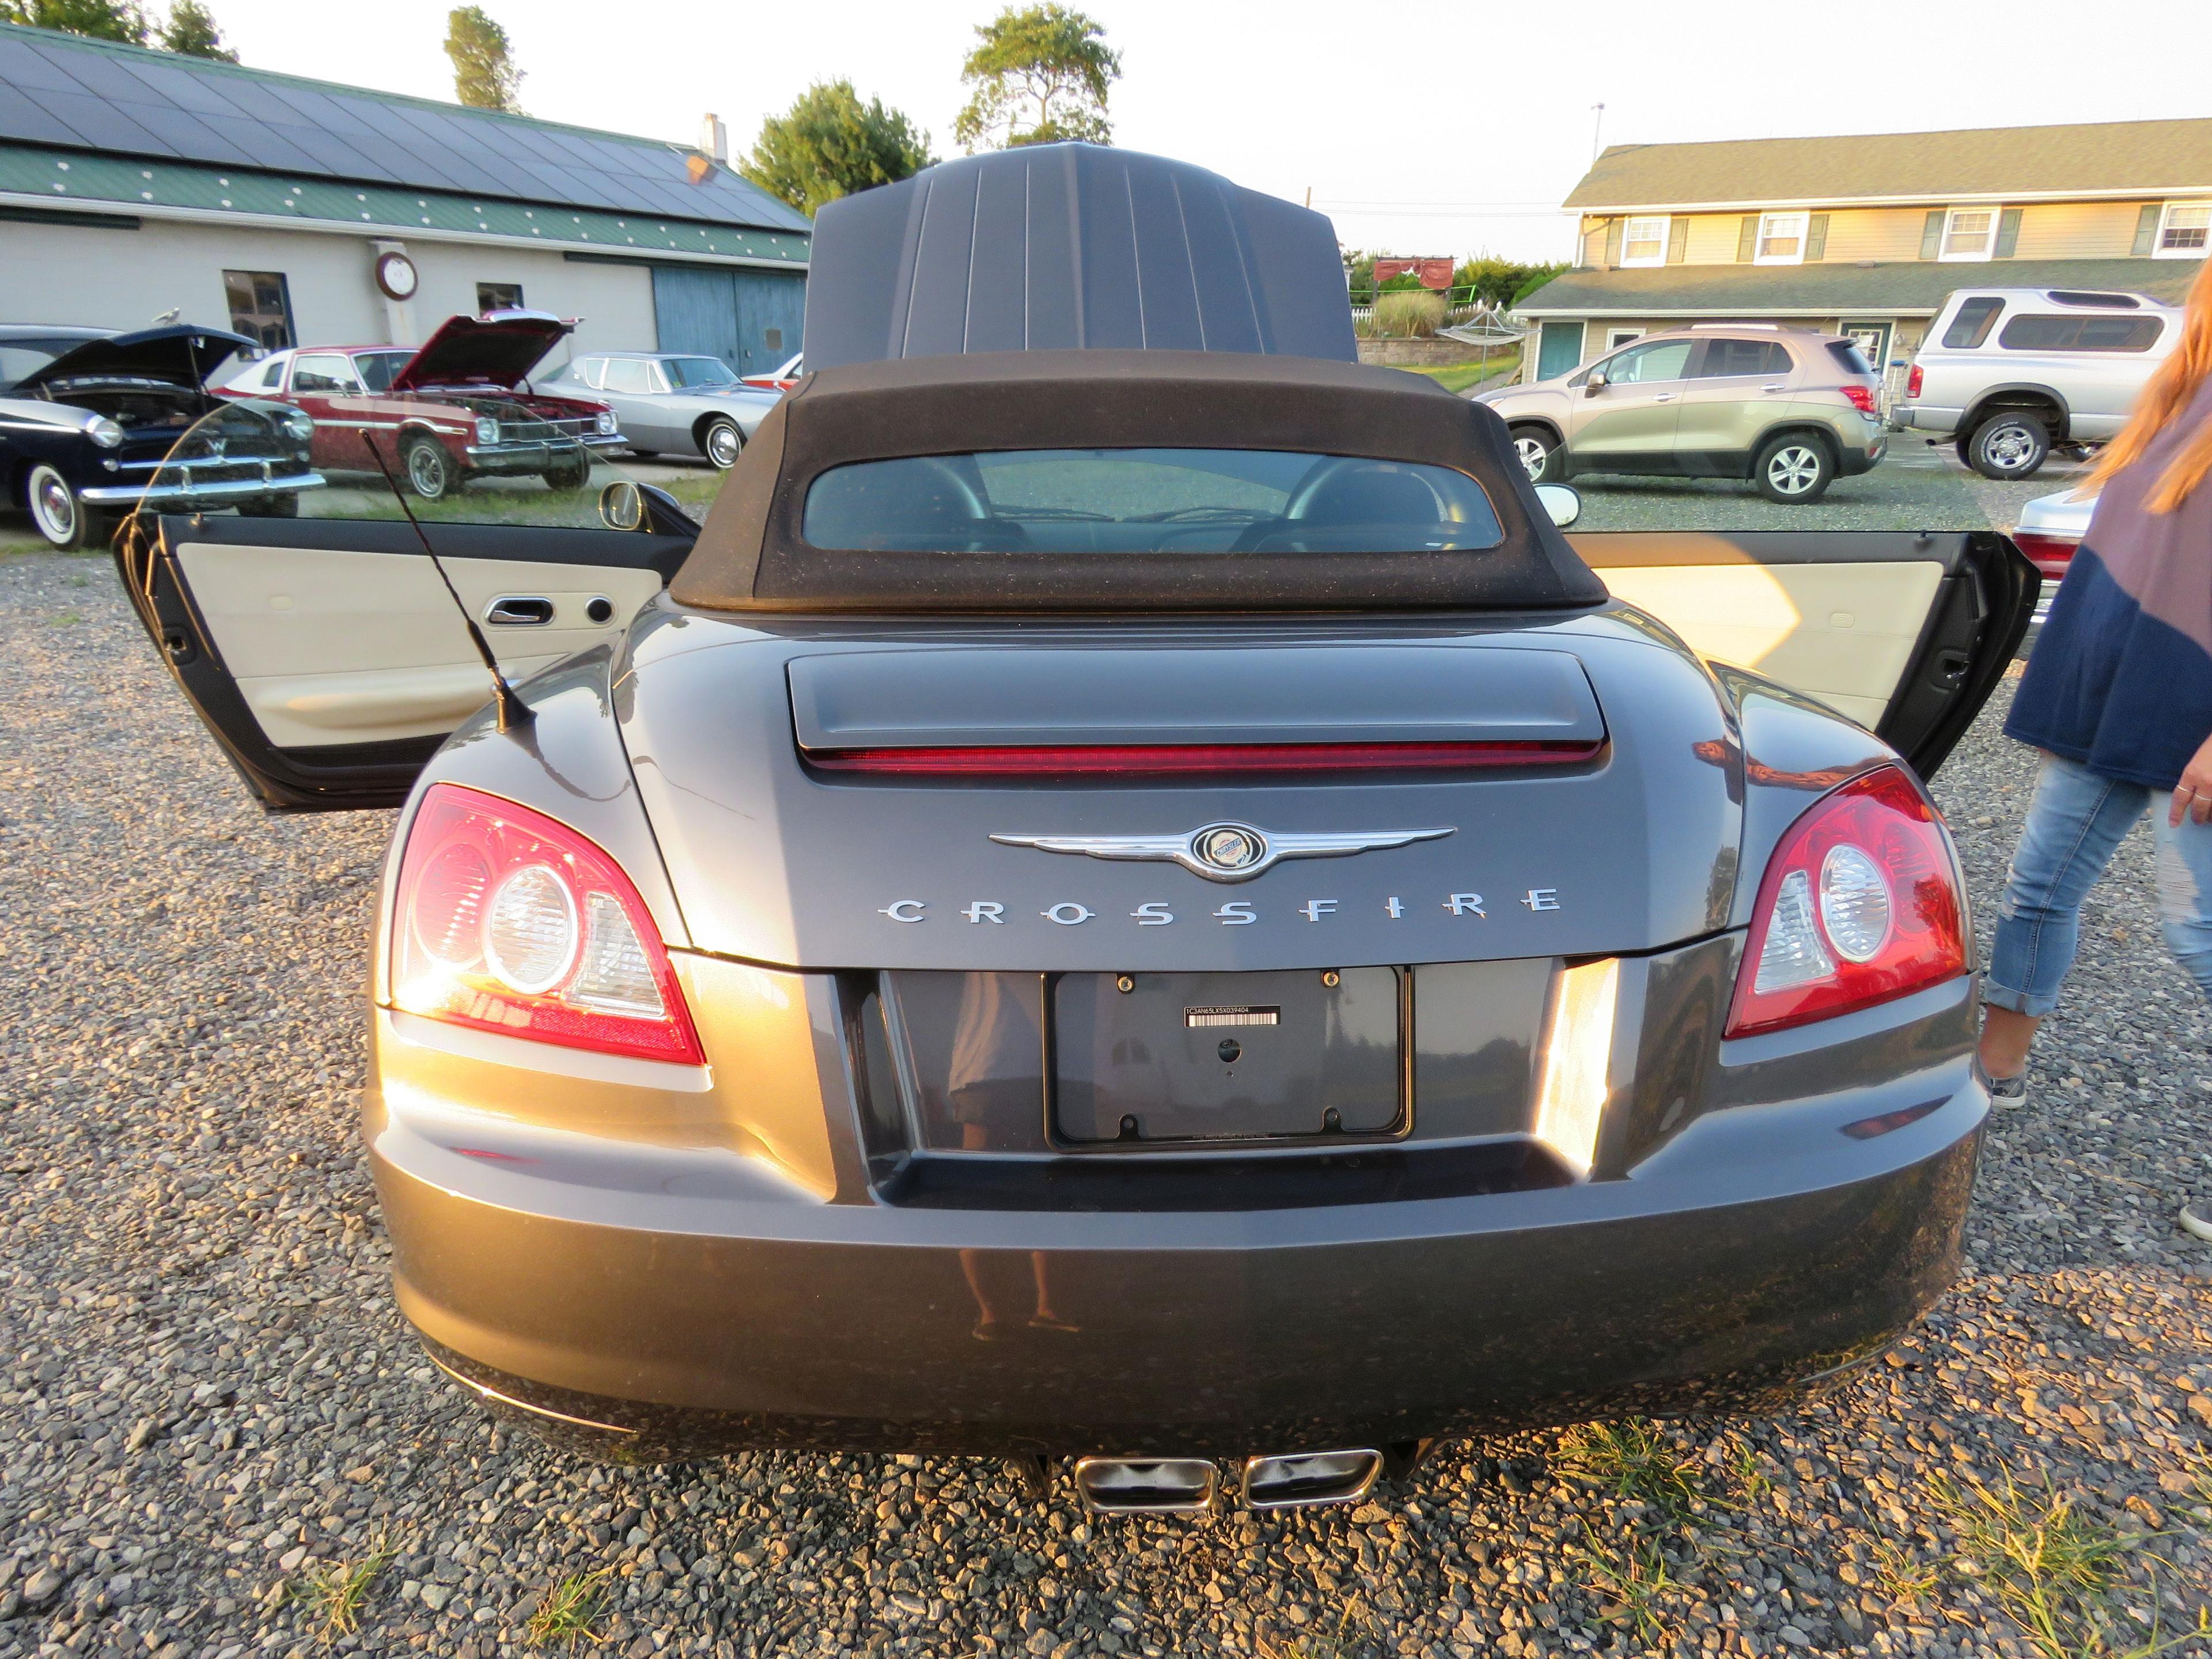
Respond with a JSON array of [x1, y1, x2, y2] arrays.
[[1583, 370, 1608, 397], [1534, 483, 1581, 528], [599, 479, 643, 532]]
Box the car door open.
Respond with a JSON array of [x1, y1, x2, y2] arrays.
[[1574, 529, 2037, 777]]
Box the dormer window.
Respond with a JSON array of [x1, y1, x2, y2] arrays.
[[1620, 216, 1669, 267], [1753, 212, 1808, 265], [2156, 202, 2209, 257], [1939, 207, 2001, 261]]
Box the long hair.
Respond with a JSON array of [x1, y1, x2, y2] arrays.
[[2085, 253, 2212, 513]]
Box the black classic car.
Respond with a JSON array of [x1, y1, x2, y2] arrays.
[[2, 323, 321, 548], [117, 146, 2036, 1515]]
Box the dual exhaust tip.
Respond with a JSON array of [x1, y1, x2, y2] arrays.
[[1072, 1449, 1382, 1516]]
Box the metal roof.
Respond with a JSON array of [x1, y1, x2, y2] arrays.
[[0, 21, 810, 235], [0, 141, 808, 264], [804, 145, 1356, 370], [1514, 258, 2201, 318], [1565, 118, 2212, 212]]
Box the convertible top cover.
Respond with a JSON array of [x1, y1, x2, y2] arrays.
[[668, 349, 1610, 613], [801, 144, 1358, 370]]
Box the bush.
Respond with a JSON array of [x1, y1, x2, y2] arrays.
[[1377, 271, 1429, 294], [1369, 289, 1447, 338]]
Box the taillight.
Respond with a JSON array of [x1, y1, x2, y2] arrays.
[[389, 784, 703, 1064], [804, 740, 1604, 777], [1906, 363, 1923, 400], [2010, 530, 2078, 582], [1725, 766, 1966, 1038], [1840, 383, 1880, 415]]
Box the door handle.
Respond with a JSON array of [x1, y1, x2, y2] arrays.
[[1762, 384, 1788, 393], [1654, 393, 1677, 402], [484, 596, 554, 626]]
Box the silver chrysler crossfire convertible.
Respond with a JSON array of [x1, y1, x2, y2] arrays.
[[117, 145, 2033, 1516]]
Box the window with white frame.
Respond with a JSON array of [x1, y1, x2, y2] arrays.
[[1607, 328, 1645, 350], [1620, 217, 1669, 267], [2156, 202, 2210, 257], [1754, 212, 1808, 264], [1940, 207, 2000, 261]]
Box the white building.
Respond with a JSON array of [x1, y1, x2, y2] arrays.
[[0, 24, 810, 376]]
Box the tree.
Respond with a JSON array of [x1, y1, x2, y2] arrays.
[[444, 6, 522, 114], [953, 4, 1119, 151], [157, 0, 234, 59], [0, 0, 148, 42], [740, 81, 934, 218]]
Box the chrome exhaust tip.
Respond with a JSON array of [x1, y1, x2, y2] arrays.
[[1071, 1456, 1219, 1516], [1239, 1449, 1383, 1511]]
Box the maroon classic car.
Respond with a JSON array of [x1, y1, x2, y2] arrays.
[[218, 311, 620, 499]]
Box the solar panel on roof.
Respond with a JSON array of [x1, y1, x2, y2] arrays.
[[0, 22, 810, 234]]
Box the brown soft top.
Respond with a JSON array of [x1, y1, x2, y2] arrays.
[[667, 349, 1608, 614]]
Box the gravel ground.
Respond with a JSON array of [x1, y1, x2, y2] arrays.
[[1, 549, 2207, 1659]]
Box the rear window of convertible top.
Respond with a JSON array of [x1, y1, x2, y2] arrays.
[[800, 448, 1506, 555]]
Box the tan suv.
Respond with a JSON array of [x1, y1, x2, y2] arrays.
[[1475, 324, 1887, 503]]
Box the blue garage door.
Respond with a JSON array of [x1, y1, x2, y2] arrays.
[[1536, 319, 1584, 382], [652, 266, 806, 374]]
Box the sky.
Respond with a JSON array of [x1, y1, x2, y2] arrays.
[[201, 0, 2211, 264]]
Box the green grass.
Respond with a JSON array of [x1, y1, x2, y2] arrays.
[[287, 1539, 394, 1639], [1930, 1470, 2205, 1659], [1554, 1419, 1706, 1520], [527, 1566, 613, 1647], [1404, 349, 1521, 395]]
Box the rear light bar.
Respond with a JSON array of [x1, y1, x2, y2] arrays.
[[2010, 529, 2080, 581], [1725, 764, 1967, 1038], [1840, 384, 1880, 415], [804, 740, 1605, 777], [389, 784, 703, 1065]]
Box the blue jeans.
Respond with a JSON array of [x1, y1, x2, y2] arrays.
[[1985, 753, 2212, 1017]]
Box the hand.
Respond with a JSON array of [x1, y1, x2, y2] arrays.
[[2172, 734, 2212, 827]]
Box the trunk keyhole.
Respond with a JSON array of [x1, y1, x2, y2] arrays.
[[1217, 1038, 1241, 1064]]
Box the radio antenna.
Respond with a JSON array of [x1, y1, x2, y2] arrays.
[[361, 431, 531, 733]]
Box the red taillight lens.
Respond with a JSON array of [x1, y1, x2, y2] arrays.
[[805, 740, 1604, 777], [390, 784, 703, 1064], [1906, 363, 1924, 400], [1725, 766, 1967, 1038], [1840, 382, 1880, 415], [2011, 530, 2078, 582]]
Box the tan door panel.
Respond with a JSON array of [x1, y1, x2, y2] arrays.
[[175, 541, 662, 748], [1600, 559, 1943, 730]]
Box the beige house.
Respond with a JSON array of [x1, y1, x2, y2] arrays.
[[1519, 118, 2210, 395]]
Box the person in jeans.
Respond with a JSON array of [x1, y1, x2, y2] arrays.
[[1980, 252, 2212, 1242]]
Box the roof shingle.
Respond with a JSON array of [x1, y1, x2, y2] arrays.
[[1565, 119, 2212, 211], [1513, 259, 2199, 316]]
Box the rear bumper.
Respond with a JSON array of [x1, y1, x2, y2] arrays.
[[370, 1057, 1984, 1459], [1898, 406, 1963, 437]]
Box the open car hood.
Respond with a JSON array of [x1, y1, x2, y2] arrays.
[[14, 324, 253, 393], [389, 310, 573, 392]]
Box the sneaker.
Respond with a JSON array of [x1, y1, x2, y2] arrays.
[[2182, 1196, 2212, 1243], [1987, 1071, 2029, 1109]]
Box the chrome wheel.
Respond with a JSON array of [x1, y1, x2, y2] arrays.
[[1764, 445, 1821, 495], [403, 437, 453, 499], [703, 418, 743, 469], [1982, 422, 2044, 473], [1512, 433, 1554, 482], [25, 464, 79, 547]]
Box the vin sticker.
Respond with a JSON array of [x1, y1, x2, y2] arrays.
[[1184, 1006, 1281, 1028]]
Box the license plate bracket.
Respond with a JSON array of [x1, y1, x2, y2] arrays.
[[1048, 968, 1404, 1145]]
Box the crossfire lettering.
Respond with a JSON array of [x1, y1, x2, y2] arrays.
[[876, 890, 1563, 924]]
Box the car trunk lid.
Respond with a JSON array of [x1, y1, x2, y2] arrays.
[[619, 611, 1742, 974]]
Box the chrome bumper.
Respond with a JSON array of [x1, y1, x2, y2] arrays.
[[80, 469, 325, 506], [465, 434, 623, 459]]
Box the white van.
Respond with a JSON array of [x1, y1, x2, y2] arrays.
[[1897, 287, 2179, 479]]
